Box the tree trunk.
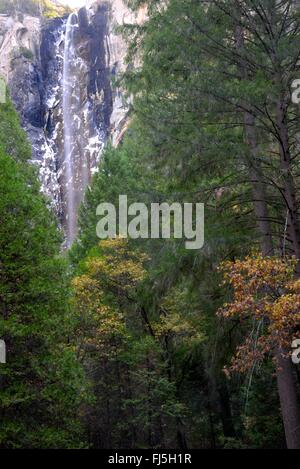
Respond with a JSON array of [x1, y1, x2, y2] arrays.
[[245, 103, 300, 450], [218, 381, 236, 439], [274, 97, 300, 448], [276, 350, 300, 449], [235, 23, 300, 449], [176, 417, 188, 450], [243, 112, 274, 256], [276, 99, 300, 271]]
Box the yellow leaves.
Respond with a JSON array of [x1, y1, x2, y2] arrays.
[[72, 238, 149, 356], [71, 275, 104, 316], [286, 278, 300, 292], [154, 286, 205, 346], [72, 275, 100, 297], [219, 253, 300, 374], [154, 311, 202, 341], [86, 238, 149, 292], [268, 294, 300, 329]]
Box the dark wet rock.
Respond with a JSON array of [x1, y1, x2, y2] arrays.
[[0, 1, 133, 236]]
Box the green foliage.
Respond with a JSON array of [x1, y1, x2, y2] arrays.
[[70, 0, 300, 449], [1, 0, 299, 450], [0, 97, 87, 448], [0, 93, 31, 164], [72, 239, 188, 448]]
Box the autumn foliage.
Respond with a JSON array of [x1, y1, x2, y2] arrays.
[[72, 238, 148, 355], [218, 254, 300, 373]]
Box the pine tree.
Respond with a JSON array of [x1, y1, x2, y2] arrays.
[[0, 97, 86, 448]]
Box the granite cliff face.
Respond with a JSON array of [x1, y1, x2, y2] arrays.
[[0, 11, 47, 167], [0, 0, 143, 244]]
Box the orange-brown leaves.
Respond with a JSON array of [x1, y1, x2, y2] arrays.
[[218, 254, 300, 373]]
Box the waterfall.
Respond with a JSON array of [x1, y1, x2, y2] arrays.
[[62, 13, 80, 248], [62, 10, 105, 248], [1, 2, 129, 249], [59, 5, 125, 248]]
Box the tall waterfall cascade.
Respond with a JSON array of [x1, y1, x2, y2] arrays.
[[53, 2, 133, 246], [63, 13, 77, 247], [62, 11, 104, 247], [0, 0, 146, 246]]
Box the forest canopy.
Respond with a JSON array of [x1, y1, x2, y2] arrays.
[[1, 0, 300, 451]]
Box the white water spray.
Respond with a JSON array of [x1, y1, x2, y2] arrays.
[[62, 13, 78, 247], [61, 7, 118, 248]]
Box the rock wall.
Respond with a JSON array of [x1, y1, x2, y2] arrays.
[[0, 10, 63, 210], [0, 0, 145, 239]]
